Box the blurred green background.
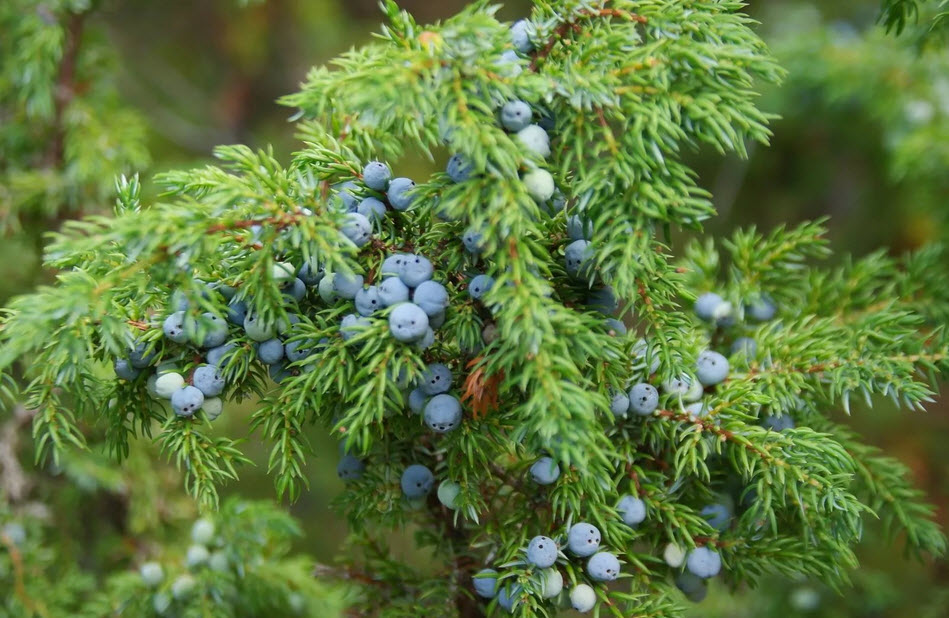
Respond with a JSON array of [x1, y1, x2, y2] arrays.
[[1, 0, 947, 615]]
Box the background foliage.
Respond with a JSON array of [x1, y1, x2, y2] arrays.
[[0, 0, 946, 616]]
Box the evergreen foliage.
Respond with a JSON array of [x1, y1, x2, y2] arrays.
[[0, 0, 150, 234], [2, 498, 349, 616], [0, 1, 946, 616]]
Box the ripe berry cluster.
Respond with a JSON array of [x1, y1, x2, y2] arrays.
[[139, 518, 237, 613], [108, 16, 792, 614]]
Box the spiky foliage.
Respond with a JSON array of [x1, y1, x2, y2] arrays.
[[772, 6, 949, 201], [1, 499, 349, 616], [878, 0, 949, 38], [0, 0, 150, 234], [0, 1, 946, 617]]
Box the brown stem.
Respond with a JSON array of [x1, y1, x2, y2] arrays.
[[430, 498, 485, 618], [0, 406, 37, 504], [46, 12, 86, 169], [529, 4, 647, 72]]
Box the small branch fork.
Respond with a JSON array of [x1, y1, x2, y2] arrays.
[[655, 407, 823, 489], [529, 4, 647, 71]]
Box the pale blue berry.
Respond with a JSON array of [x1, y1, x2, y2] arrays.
[[202, 397, 223, 421], [633, 338, 661, 375], [587, 286, 617, 315], [114, 359, 141, 381], [378, 277, 410, 306], [342, 212, 372, 247], [501, 100, 532, 132], [197, 313, 228, 348], [257, 338, 285, 365], [447, 154, 473, 183], [243, 313, 275, 342], [400, 464, 434, 498], [362, 161, 391, 191], [530, 457, 560, 485], [155, 361, 179, 376], [587, 551, 620, 581], [337, 455, 365, 481], [317, 275, 338, 303], [207, 343, 235, 368], [546, 190, 567, 214], [355, 286, 382, 316], [387, 177, 416, 211], [462, 227, 485, 254], [437, 480, 461, 509], [696, 351, 729, 386], [517, 125, 551, 158], [268, 361, 292, 383], [526, 535, 558, 568], [606, 389, 629, 418], [424, 394, 462, 433], [186, 544, 209, 569], [140, 562, 164, 587], [163, 311, 189, 344], [686, 547, 721, 579], [212, 283, 236, 300], [285, 339, 315, 363], [429, 310, 446, 329], [341, 314, 371, 341], [663, 543, 687, 568], [155, 372, 185, 399], [129, 342, 157, 369], [171, 385, 204, 417], [389, 303, 429, 342], [617, 495, 646, 527], [226, 299, 248, 325], [332, 181, 360, 212], [189, 521, 217, 557], [468, 274, 494, 299], [605, 318, 627, 336], [567, 523, 601, 557], [415, 327, 436, 350], [570, 584, 596, 613], [694, 292, 726, 321], [192, 365, 226, 397], [568, 215, 593, 241], [565, 240, 593, 279], [357, 197, 387, 223], [675, 572, 708, 602], [510, 19, 533, 53], [523, 168, 555, 202], [208, 551, 228, 573], [538, 568, 563, 599], [761, 413, 795, 432], [154, 589, 172, 612], [420, 363, 452, 395], [701, 503, 732, 532], [537, 107, 556, 131], [380, 254, 406, 277], [662, 375, 692, 397], [497, 584, 520, 613], [413, 280, 448, 316], [408, 387, 428, 414], [171, 573, 196, 600], [332, 272, 364, 300], [281, 278, 307, 303], [685, 401, 709, 417], [399, 254, 434, 287], [746, 296, 776, 322], [472, 569, 498, 599], [298, 260, 324, 286], [731, 336, 757, 357], [628, 383, 658, 415]]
